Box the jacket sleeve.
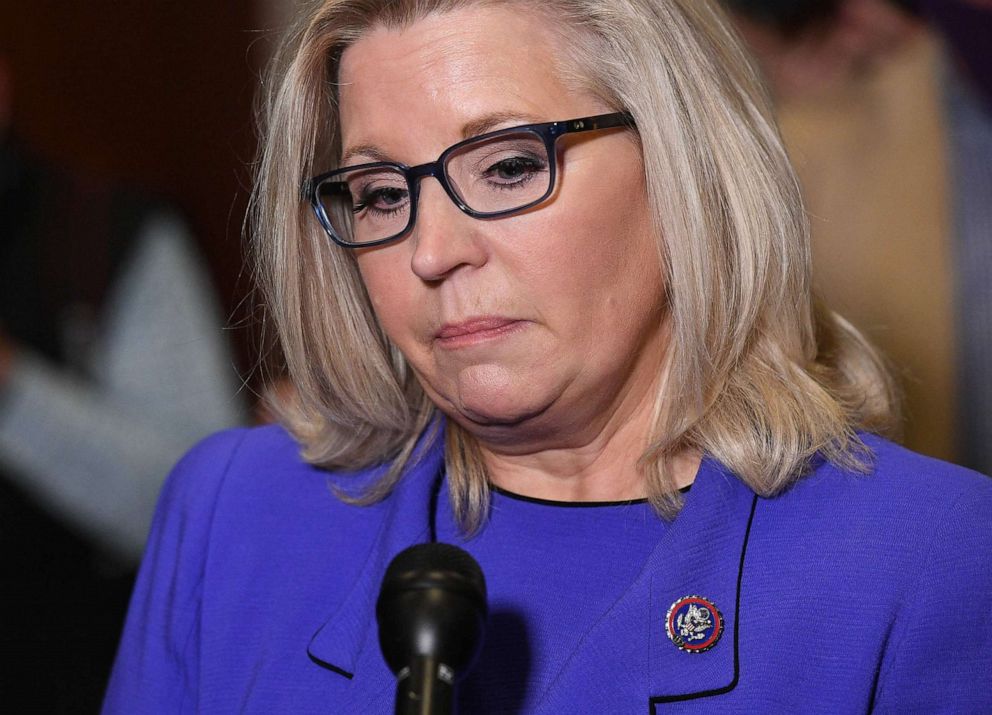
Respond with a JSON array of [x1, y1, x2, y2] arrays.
[[872, 476, 992, 714], [101, 428, 246, 714]]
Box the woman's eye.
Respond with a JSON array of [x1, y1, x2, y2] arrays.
[[372, 187, 407, 207], [485, 156, 544, 183], [355, 185, 408, 213]]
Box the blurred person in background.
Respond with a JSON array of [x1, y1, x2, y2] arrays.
[[0, 57, 245, 708], [724, 0, 992, 476]]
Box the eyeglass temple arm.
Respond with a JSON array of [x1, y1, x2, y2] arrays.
[[559, 111, 636, 135], [302, 176, 351, 201]]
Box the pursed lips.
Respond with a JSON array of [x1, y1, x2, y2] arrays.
[[433, 317, 527, 348]]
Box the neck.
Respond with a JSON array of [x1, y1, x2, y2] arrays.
[[478, 382, 700, 503]]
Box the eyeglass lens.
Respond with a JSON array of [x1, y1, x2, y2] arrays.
[[316, 130, 552, 245]]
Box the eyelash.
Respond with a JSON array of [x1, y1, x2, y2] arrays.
[[353, 186, 408, 217], [481, 156, 548, 190]]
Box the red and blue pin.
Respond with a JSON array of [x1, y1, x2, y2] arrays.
[[665, 595, 724, 653]]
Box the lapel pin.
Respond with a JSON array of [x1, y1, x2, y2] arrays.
[[665, 595, 724, 653]]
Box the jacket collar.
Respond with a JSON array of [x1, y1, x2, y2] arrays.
[[306, 426, 445, 700], [307, 430, 758, 712]]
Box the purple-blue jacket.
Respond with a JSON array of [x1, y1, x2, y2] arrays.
[[104, 424, 992, 713]]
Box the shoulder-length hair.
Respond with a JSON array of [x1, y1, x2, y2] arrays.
[[252, 0, 899, 532]]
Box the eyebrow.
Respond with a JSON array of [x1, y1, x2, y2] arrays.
[[340, 143, 391, 167], [460, 111, 542, 140], [339, 110, 544, 168]]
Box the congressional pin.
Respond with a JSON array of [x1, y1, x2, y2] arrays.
[[665, 595, 724, 653]]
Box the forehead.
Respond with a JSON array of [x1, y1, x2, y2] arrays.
[[336, 5, 587, 153]]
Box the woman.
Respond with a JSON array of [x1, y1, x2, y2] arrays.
[[104, 0, 992, 712]]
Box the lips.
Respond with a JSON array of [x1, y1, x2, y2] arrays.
[[434, 317, 525, 347]]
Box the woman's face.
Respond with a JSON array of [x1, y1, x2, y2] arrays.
[[338, 5, 668, 451]]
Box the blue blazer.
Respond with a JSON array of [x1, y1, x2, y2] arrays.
[[104, 425, 992, 713]]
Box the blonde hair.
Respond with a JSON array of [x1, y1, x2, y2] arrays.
[[252, 0, 899, 532]]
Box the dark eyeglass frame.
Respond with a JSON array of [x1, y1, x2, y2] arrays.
[[303, 111, 636, 249]]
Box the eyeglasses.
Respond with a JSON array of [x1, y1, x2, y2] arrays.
[[304, 111, 635, 248]]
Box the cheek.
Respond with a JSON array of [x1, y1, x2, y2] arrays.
[[356, 250, 419, 340], [584, 166, 662, 303], [519, 165, 662, 325]]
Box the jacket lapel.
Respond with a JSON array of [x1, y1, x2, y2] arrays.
[[647, 461, 757, 709], [536, 458, 758, 713], [306, 429, 445, 710]]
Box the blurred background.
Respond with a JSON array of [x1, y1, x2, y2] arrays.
[[0, 1, 275, 707], [0, 0, 988, 710]]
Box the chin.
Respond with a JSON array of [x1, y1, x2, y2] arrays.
[[420, 359, 556, 422], [431, 386, 555, 440], [454, 396, 550, 429]]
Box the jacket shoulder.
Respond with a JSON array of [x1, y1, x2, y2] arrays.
[[169, 423, 308, 488], [744, 436, 992, 711], [758, 434, 992, 597], [161, 423, 390, 533], [850, 438, 992, 710], [858, 433, 990, 496], [782, 433, 992, 522]]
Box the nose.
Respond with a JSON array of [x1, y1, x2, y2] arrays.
[[409, 179, 488, 282]]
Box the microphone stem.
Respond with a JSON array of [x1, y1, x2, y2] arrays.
[[394, 655, 455, 715]]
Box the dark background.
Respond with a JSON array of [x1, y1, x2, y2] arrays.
[[0, 1, 266, 375], [0, 3, 268, 707]]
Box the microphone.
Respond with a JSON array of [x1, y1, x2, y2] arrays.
[[376, 543, 488, 715]]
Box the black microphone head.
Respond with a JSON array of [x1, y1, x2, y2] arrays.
[[376, 543, 487, 679]]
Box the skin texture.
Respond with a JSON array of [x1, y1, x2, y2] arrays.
[[338, 6, 697, 501]]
